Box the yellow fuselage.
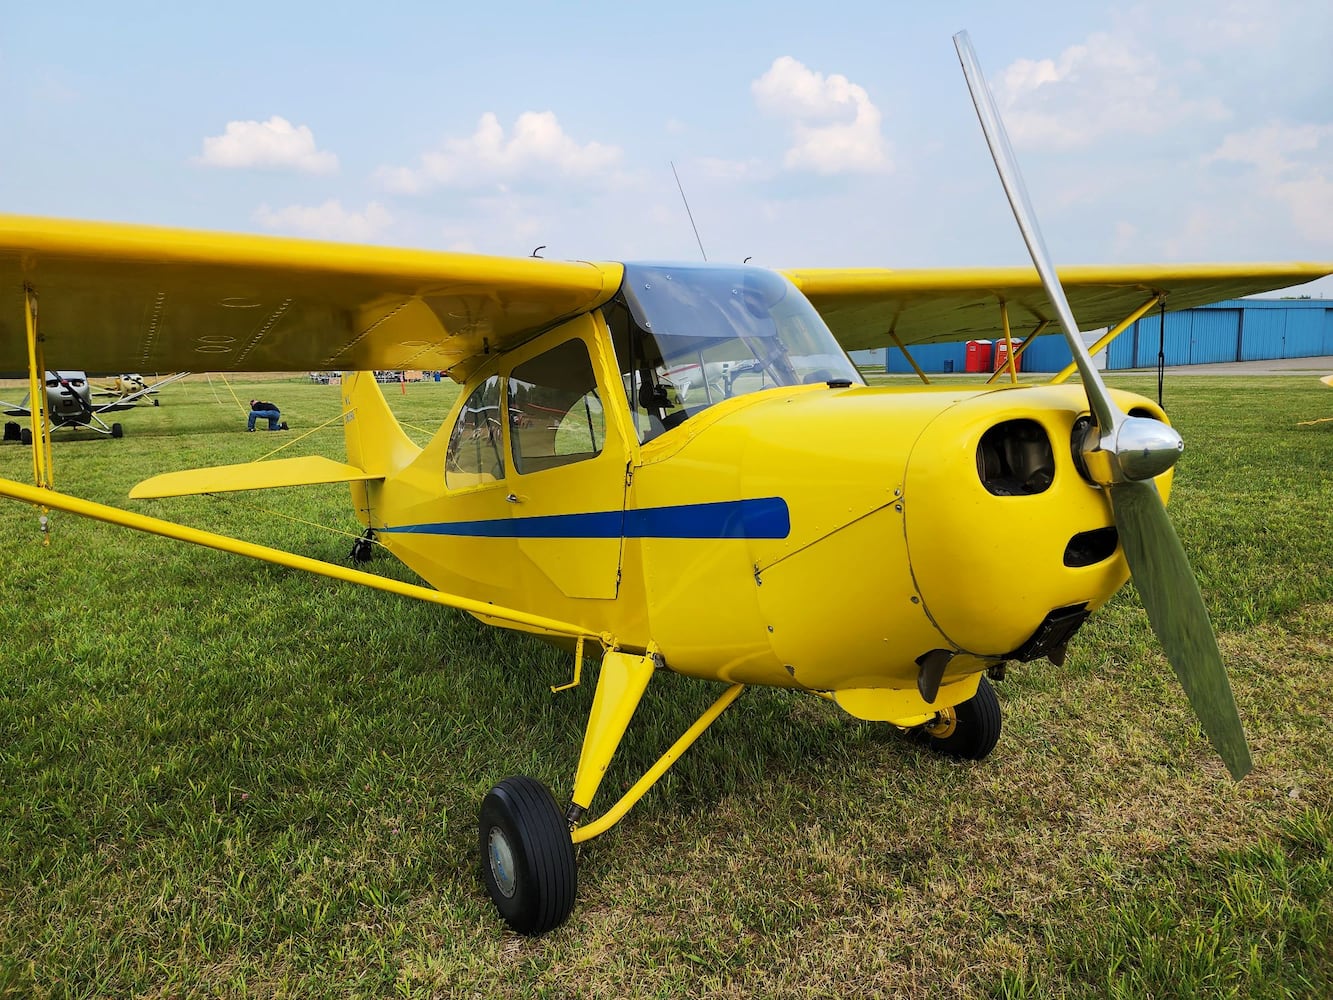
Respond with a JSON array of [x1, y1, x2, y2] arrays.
[[345, 350, 1170, 727]]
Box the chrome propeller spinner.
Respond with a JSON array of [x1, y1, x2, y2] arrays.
[[1078, 415, 1185, 486]]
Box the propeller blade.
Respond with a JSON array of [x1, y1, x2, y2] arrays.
[[952, 30, 1120, 439], [953, 29, 1252, 778], [1112, 481, 1252, 779]]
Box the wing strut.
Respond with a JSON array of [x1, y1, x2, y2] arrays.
[[0, 475, 611, 646], [1048, 294, 1164, 386], [889, 331, 932, 383], [23, 287, 52, 489], [21, 286, 54, 543]]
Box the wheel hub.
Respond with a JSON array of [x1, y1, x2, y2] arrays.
[[486, 826, 518, 899], [922, 707, 957, 739]]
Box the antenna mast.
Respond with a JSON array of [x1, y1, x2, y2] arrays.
[[670, 161, 708, 261]]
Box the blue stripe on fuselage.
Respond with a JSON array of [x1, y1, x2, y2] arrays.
[[380, 497, 790, 540]]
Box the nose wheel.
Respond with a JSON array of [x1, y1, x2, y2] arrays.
[[478, 776, 576, 935], [918, 675, 1002, 761]]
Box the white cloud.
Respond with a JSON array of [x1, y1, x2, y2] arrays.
[[1206, 122, 1333, 243], [752, 56, 890, 175], [1122, 0, 1303, 52], [253, 200, 392, 241], [1207, 122, 1330, 175], [197, 116, 339, 173], [376, 111, 622, 193], [1111, 220, 1139, 256], [1268, 172, 1333, 244], [994, 33, 1228, 148], [693, 156, 768, 181]]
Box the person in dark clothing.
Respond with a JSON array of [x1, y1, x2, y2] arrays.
[[247, 399, 288, 432]]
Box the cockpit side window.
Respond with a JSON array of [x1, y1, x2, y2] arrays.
[[604, 297, 685, 444], [508, 339, 605, 475], [445, 374, 506, 490]]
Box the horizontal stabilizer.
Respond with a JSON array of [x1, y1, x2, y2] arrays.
[[131, 456, 382, 499]]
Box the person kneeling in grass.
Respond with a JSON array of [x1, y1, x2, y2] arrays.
[[247, 399, 288, 432]]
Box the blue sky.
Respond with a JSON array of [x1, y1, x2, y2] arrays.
[[4, 1, 1331, 297]]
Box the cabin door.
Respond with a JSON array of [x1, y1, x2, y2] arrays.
[[502, 315, 630, 600]]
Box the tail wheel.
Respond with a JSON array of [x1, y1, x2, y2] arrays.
[[478, 776, 576, 935], [922, 676, 1001, 761]]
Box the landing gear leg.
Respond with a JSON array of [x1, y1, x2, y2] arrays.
[[476, 646, 745, 933]]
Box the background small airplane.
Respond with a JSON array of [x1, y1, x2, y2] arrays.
[[2, 370, 129, 443], [1, 369, 189, 445], [0, 33, 1329, 936], [92, 371, 190, 407]]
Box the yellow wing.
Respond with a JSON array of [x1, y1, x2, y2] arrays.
[[4, 215, 1329, 372], [0, 215, 622, 381], [784, 263, 1333, 350]]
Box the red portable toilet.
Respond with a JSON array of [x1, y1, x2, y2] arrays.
[[965, 340, 992, 372], [993, 339, 1024, 372]]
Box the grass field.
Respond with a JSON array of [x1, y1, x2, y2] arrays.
[[0, 372, 1330, 998]]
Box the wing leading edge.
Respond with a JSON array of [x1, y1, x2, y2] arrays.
[[785, 263, 1333, 351]]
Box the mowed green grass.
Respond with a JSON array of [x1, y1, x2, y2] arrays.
[[0, 372, 1330, 998]]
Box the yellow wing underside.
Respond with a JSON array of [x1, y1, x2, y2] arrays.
[[786, 263, 1333, 350], [0, 215, 622, 381], [1, 215, 1329, 378]]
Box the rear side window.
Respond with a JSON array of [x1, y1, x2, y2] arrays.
[[445, 375, 506, 489], [508, 340, 605, 475]]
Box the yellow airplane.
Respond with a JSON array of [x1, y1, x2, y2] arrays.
[[1298, 374, 1333, 426], [92, 370, 191, 407], [0, 33, 1329, 934]]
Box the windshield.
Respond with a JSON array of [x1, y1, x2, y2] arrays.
[[613, 262, 862, 440]]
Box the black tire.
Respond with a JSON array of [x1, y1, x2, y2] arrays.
[[152, 398, 160, 406], [923, 675, 1001, 761], [478, 776, 576, 935], [111, 423, 124, 438], [20, 427, 32, 446]]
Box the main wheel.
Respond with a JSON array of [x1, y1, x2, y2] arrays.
[[921, 675, 1002, 761], [111, 423, 124, 438], [478, 776, 576, 935], [20, 427, 32, 446]]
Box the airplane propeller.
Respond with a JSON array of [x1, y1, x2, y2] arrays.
[[953, 30, 1252, 780]]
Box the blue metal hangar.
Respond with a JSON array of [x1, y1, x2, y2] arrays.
[[866, 297, 1333, 373]]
